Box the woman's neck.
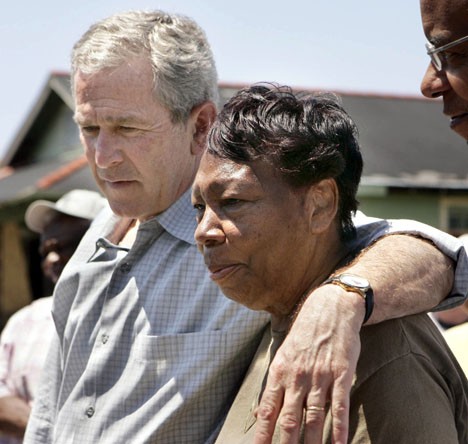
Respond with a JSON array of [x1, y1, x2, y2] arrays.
[[273, 234, 350, 331]]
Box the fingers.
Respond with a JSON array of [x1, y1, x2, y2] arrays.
[[302, 382, 330, 444], [275, 389, 307, 444], [302, 369, 353, 444], [253, 285, 362, 444], [254, 380, 306, 444], [255, 358, 331, 444], [303, 405, 327, 444], [328, 374, 353, 444], [254, 366, 353, 444], [253, 381, 284, 444]]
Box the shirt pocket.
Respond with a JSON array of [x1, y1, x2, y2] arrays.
[[129, 329, 241, 412], [133, 329, 233, 379]]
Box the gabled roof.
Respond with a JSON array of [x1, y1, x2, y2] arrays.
[[0, 154, 99, 220], [339, 92, 468, 189], [1, 72, 73, 168], [0, 73, 95, 215]]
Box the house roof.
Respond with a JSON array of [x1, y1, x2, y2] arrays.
[[0, 153, 98, 220], [0, 73, 95, 216], [1, 72, 73, 168], [339, 92, 468, 189]]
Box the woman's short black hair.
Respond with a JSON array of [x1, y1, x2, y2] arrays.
[[207, 83, 363, 240]]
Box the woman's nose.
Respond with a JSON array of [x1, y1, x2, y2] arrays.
[[194, 208, 225, 248]]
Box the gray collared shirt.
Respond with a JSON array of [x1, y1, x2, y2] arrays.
[[25, 190, 268, 443]]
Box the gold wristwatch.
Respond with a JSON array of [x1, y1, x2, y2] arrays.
[[322, 273, 374, 324]]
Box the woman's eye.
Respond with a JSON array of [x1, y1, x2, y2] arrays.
[[193, 203, 205, 219], [223, 198, 241, 206]]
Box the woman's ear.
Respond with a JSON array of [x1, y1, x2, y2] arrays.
[[305, 178, 339, 234], [189, 101, 217, 155]]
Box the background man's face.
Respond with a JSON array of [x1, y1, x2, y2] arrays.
[[420, 0, 468, 140], [40, 214, 90, 283]]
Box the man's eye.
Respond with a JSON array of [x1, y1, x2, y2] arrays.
[[81, 126, 99, 135], [119, 126, 135, 132], [445, 51, 468, 64]]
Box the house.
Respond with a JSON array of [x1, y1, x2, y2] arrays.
[[0, 73, 98, 326], [341, 92, 468, 233], [0, 73, 467, 324]]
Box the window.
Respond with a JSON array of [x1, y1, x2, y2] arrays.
[[440, 197, 468, 237]]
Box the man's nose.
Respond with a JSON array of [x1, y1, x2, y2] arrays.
[[420, 62, 451, 99], [42, 251, 61, 283], [44, 251, 60, 264], [94, 131, 124, 168]]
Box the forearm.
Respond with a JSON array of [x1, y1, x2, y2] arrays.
[[0, 395, 31, 438], [343, 234, 454, 325], [24, 333, 61, 443]]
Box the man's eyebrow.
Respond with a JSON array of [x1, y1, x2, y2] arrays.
[[73, 113, 86, 125], [103, 115, 141, 125], [429, 34, 462, 48], [73, 114, 141, 126]]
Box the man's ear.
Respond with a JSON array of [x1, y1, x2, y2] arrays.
[[189, 101, 217, 155], [305, 178, 339, 234]]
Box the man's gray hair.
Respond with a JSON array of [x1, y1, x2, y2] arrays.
[[71, 10, 219, 122]]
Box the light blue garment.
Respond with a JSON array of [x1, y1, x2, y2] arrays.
[[352, 210, 467, 311]]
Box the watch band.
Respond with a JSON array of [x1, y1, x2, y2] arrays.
[[322, 274, 374, 324]]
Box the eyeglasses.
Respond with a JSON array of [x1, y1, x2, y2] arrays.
[[426, 34, 468, 71]]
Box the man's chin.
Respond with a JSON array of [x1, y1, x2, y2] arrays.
[[449, 114, 468, 142], [452, 126, 468, 142]]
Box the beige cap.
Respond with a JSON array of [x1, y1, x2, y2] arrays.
[[25, 189, 106, 233]]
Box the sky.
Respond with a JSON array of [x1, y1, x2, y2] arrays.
[[1, 0, 431, 159]]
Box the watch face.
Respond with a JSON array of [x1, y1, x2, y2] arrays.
[[340, 274, 369, 289]]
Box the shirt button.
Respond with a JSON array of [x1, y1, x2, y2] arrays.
[[86, 407, 95, 418], [120, 262, 131, 273], [101, 334, 109, 344]]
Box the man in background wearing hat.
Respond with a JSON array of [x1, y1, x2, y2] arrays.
[[0, 190, 104, 444]]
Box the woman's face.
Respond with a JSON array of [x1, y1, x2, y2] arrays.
[[192, 152, 317, 317]]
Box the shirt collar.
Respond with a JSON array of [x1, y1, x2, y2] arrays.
[[152, 189, 197, 245]]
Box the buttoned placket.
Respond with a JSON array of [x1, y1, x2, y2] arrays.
[[81, 220, 165, 422]]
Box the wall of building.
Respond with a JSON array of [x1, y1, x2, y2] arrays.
[[358, 188, 468, 236]]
